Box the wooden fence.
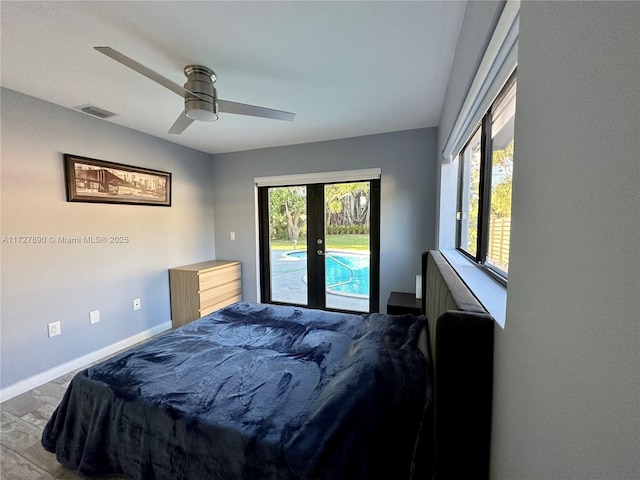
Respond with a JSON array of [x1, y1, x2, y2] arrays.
[[488, 216, 511, 271]]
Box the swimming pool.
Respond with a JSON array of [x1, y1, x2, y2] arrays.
[[283, 250, 370, 298]]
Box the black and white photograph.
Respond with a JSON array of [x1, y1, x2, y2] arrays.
[[64, 154, 171, 206]]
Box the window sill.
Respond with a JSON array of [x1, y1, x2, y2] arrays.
[[439, 248, 507, 328]]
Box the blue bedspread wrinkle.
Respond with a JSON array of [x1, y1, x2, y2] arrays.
[[42, 302, 431, 479]]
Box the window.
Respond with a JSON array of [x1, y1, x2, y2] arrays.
[[457, 75, 516, 281]]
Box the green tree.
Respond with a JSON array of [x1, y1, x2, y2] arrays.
[[490, 140, 514, 218], [269, 187, 307, 247], [493, 140, 514, 179], [491, 180, 512, 218], [463, 140, 514, 251], [325, 182, 370, 227]]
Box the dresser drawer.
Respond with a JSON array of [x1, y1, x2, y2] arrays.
[[199, 263, 241, 291], [200, 294, 243, 317], [200, 279, 242, 311]]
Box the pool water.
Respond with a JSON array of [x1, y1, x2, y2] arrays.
[[284, 250, 370, 298]]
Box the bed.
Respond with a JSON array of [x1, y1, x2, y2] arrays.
[[42, 250, 494, 479]]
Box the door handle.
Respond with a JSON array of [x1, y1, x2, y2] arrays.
[[317, 250, 325, 256]]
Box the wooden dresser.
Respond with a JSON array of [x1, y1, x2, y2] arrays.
[[169, 260, 241, 328]]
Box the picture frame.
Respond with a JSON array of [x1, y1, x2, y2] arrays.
[[64, 154, 171, 206]]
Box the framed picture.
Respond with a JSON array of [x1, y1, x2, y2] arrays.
[[64, 154, 171, 206]]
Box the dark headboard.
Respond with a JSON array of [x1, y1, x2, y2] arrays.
[[421, 251, 494, 480]]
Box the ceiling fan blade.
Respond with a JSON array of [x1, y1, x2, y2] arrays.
[[168, 110, 195, 135], [218, 99, 295, 121], [94, 47, 204, 100]]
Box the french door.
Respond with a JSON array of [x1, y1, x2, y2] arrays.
[[258, 179, 380, 313]]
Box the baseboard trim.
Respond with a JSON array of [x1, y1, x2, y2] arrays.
[[0, 321, 172, 403]]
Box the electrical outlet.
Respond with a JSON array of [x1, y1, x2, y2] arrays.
[[133, 298, 141, 311], [90, 310, 100, 324], [48, 321, 61, 337], [230, 231, 236, 241]]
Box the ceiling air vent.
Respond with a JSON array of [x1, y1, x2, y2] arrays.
[[74, 104, 117, 119]]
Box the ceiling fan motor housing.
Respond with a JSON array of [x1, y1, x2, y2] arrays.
[[184, 65, 218, 121]]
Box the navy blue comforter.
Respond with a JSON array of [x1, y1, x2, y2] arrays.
[[42, 302, 431, 479]]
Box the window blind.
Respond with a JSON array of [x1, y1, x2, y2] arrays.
[[255, 168, 381, 187], [442, 0, 520, 163]]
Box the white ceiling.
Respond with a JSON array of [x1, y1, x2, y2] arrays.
[[1, 1, 466, 155]]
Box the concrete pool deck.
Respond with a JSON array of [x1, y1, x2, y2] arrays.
[[269, 250, 369, 312]]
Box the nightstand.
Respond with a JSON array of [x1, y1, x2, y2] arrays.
[[386, 291, 422, 315]]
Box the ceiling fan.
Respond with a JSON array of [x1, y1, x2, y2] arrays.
[[94, 47, 295, 135]]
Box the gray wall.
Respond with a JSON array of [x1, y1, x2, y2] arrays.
[[211, 128, 438, 312], [495, 2, 640, 478], [439, 1, 639, 478], [0, 88, 215, 389]]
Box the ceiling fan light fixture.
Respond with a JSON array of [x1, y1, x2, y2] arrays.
[[185, 95, 219, 122], [186, 106, 218, 122]]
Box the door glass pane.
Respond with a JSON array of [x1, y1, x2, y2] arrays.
[[487, 80, 516, 275], [324, 182, 370, 312], [267, 186, 308, 305], [459, 128, 482, 257]]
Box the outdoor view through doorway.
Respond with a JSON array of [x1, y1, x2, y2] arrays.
[[258, 180, 380, 313]]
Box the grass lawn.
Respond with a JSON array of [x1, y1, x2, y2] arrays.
[[270, 234, 370, 251]]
